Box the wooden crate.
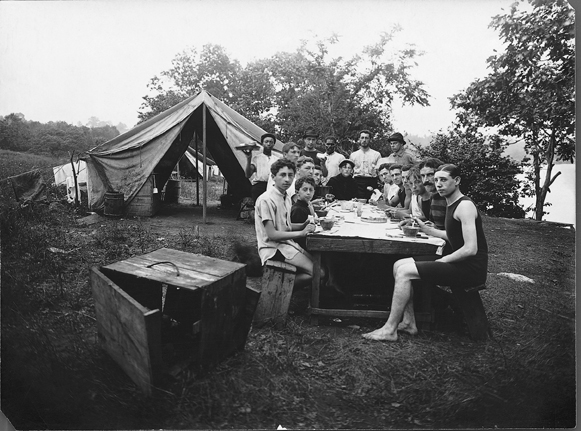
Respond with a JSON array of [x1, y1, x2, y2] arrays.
[[90, 248, 260, 395], [126, 175, 161, 217]]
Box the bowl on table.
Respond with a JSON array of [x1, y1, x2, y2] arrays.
[[320, 218, 335, 231], [401, 225, 420, 238], [315, 209, 329, 218]]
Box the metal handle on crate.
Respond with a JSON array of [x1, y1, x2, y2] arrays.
[[146, 261, 180, 276]]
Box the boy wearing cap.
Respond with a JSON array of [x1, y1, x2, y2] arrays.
[[385, 132, 416, 166], [244, 132, 281, 202], [326, 159, 358, 201]]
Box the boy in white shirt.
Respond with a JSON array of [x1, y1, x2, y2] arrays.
[[255, 158, 317, 289]]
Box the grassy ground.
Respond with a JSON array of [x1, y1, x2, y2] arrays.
[[0, 174, 577, 429]]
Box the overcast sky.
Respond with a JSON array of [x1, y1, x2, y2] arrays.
[[0, 0, 513, 136]]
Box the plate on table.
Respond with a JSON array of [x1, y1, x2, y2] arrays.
[[360, 217, 388, 224]]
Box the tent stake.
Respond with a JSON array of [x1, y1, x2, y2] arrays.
[[202, 104, 207, 224]]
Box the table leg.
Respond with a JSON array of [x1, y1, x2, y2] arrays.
[[310, 251, 322, 325]]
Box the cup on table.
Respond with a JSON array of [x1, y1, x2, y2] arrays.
[[341, 201, 353, 211]]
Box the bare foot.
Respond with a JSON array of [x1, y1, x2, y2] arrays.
[[397, 322, 418, 335], [362, 328, 398, 341]]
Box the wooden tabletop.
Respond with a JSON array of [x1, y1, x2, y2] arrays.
[[306, 234, 441, 255]]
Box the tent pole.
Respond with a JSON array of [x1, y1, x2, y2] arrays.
[[202, 105, 207, 224], [195, 133, 200, 206]]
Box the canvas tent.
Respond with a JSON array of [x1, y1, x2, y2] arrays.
[[53, 160, 87, 202], [179, 147, 217, 179], [84, 90, 283, 219]]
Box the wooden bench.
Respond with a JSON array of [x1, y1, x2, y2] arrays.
[[253, 260, 297, 327], [439, 283, 491, 341]]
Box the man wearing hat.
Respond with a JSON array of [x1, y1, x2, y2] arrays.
[[244, 132, 281, 202], [300, 128, 327, 176], [385, 132, 416, 166], [349, 130, 381, 200], [326, 159, 358, 201]]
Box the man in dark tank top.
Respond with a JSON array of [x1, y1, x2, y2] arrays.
[[363, 164, 488, 342]]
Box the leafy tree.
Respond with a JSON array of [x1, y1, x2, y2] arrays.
[[138, 45, 244, 123], [137, 32, 430, 156], [0, 114, 32, 152], [450, 0, 575, 220], [0, 114, 120, 157], [414, 130, 525, 218]]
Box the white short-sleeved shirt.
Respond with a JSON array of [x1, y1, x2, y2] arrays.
[[349, 148, 381, 177], [251, 152, 281, 184], [266, 176, 296, 199], [322, 152, 346, 184], [410, 194, 425, 218], [254, 187, 302, 265], [386, 183, 400, 201]]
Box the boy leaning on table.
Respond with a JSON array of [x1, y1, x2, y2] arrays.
[[363, 164, 488, 342], [254, 158, 319, 290], [291, 176, 318, 249]]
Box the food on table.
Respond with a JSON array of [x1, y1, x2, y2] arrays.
[[360, 210, 388, 223]]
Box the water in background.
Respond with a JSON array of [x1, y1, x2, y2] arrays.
[[517, 163, 576, 227]]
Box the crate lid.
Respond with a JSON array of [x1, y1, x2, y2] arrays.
[[102, 248, 245, 290]]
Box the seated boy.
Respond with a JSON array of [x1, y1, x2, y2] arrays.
[[291, 177, 318, 249], [255, 158, 317, 290]]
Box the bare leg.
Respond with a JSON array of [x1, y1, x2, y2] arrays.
[[363, 260, 421, 341], [286, 249, 319, 290], [397, 298, 418, 335]]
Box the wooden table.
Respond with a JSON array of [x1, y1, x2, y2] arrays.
[[306, 207, 445, 325]]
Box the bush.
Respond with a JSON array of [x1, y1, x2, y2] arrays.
[[415, 131, 525, 218]]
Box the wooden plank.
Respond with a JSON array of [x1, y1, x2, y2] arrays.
[[309, 308, 389, 318], [90, 267, 159, 395], [308, 307, 432, 322], [310, 252, 322, 325], [197, 268, 248, 366], [233, 285, 261, 350], [254, 262, 296, 326], [146, 248, 246, 276], [307, 236, 439, 255], [103, 259, 218, 290]]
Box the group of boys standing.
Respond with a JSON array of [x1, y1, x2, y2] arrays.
[[244, 128, 488, 343]]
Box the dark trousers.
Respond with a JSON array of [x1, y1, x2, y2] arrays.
[[353, 176, 377, 200], [251, 181, 268, 203]]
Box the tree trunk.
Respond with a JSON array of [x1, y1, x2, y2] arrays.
[[534, 129, 561, 221]]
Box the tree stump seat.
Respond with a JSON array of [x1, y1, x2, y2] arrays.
[[437, 283, 491, 341], [253, 260, 297, 327]]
